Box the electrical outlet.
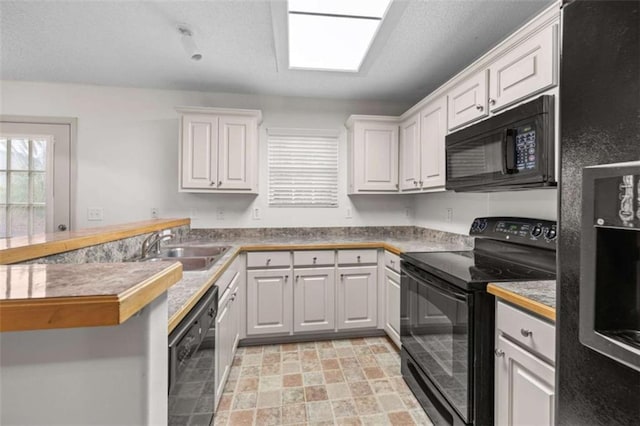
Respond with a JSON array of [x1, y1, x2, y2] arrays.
[[346, 208, 352, 219], [252, 207, 261, 220], [446, 207, 454, 223], [87, 207, 103, 221], [216, 207, 225, 221], [150, 207, 159, 219]]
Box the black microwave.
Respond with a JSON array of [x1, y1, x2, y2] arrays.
[[445, 95, 556, 192]]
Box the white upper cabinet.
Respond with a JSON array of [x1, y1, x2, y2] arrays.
[[419, 96, 447, 189], [178, 107, 261, 193], [399, 113, 421, 191], [347, 116, 399, 193], [488, 24, 558, 112], [447, 70, 489, 131], [400, 96, 447, 191]]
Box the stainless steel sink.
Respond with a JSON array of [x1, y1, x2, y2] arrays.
[[158, 246, 230, 258], [142, 245, 230, 271], [144, 256, 217, 271]]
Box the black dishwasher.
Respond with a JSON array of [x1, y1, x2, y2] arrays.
[[168, 286, 218, 426]]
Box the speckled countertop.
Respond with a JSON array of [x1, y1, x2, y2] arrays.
[[166, 236, 472, 332], [487, 280, 556, 321], [0, 262, 183, 331]]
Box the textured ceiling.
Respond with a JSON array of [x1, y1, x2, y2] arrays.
[[0, 0, 553, 104]]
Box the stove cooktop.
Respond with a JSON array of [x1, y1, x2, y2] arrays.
[[401, 250, 556, 291]]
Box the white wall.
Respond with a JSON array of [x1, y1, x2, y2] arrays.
[[413, 189, 557, 234], [0, 81, 412, 229]]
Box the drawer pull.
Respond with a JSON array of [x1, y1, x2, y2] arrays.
[[266, 258, 271, 265], [520, 328, 533, 337], [494, 348, 505, 357], [357, 255, 361, 262], [313, 257, 317, 264]]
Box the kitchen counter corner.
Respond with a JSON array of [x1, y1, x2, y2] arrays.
[[487, 280, 556, 321]]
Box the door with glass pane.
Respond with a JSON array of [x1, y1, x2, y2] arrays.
[[0, 121, 71, 238]]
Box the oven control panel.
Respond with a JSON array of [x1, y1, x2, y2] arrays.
[[470, 217, 557, 248], [515, 126, 537, 171]]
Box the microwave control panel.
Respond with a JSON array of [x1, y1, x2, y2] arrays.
[[515, 125, 537, 171]]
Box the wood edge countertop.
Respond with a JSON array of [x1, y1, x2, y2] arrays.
[[487, 283, 556, 322], [0, 262, 183, 332], [0, 218, 191, 265], [167, 241, 402, 333]]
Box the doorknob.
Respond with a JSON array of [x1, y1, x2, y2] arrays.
[[57, 224, 67, 231]]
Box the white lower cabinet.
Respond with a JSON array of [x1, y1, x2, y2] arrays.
[[293, 267, 335, 333], [215, 270, 241, 407], [495, 300, 556, 426], [246, 268, 292, 336], [337, 265, 378, 330], [384, 268, 401, 346]]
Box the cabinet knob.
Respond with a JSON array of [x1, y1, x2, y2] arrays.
[[295, 275, 299, 281], [489, 98, 496, 106], [218, 181, 222, 186], [476, 104, 484, 111], [57, 224, 67, 231], [357, 255, 361, 262], [419, 180, 423, 186], [494, 348, 505, 357], [284, 274, 289, 281], [413, 180, 418, 186], [266, 258, 271, 265], [340, 274, 344, 280], [390, 260, 395, 265], [520, 328, 533, 337], [395, 183, 399, 189], [209, 181, 215, 186], [313, 257, 317, 264]]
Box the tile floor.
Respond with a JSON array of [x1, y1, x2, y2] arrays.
[[213, 337, 434, 426]]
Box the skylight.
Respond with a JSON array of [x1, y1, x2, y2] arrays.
[[288, 0, 392, 72]]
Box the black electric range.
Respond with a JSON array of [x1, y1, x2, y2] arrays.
[[400, 217, 557, 426]]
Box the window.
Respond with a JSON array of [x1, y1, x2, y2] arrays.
[[268, 129, 339, 207]]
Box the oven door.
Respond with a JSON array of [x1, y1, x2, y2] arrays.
[[402, 262, 473, 423]]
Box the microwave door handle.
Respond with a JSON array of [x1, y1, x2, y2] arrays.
[[502, 129, 516, 174]]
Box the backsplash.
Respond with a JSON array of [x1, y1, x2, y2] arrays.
[[24, 225, 190, 264], [187, 226, 472, 246]]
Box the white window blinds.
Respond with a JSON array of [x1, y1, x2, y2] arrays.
[[268, 130, 338, 207]]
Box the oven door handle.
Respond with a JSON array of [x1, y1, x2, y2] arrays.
[[403, 267, 469, 302]]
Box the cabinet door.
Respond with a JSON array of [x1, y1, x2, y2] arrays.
[[217, 115, 256, 190], [215, 291, 232, 401], [229, 275, 241, 353], [246, 269, 292, 335], [419, 96, 447, 189], [489, 24, 557, 112], [384, 268, 401, 347], [181, 114, 218, 189], [496, 335, 555, 426], [337, 266, 377, 330], [354, 122, 399, 191], [293, 267, 335, 333], [399, 113, 421, 191], [447, 70, 489, 130]]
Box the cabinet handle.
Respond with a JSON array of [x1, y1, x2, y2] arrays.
[[494, 348, 505, 357], [476, 104, 484, 111], [520, 328, 533, 337], [266, 258, 271, 265], [340, 274, 344, 280], [419, 180, 423, 187], [395, 183, 399, 189], [390, 260, 395, 265], [357, 255, 361, 262], [295, 275, 299, 281], [489, 98, 496, 106], [413, 180, 417, 186], [285, 275, 289, 281], [209, 181, 215, 186], [313, 257, 317, 264]]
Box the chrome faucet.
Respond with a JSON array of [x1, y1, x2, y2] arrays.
[[141, 231, 175, 258]]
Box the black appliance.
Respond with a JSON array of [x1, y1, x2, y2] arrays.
[[580, 162, 640, 372], [445, 95, 555, 192], [168, 286, 218, 426], [401, 217, 557, 425], [558, 1, 640, 424]]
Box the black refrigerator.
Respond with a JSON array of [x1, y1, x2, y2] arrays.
[[558, 1, 640, 425]]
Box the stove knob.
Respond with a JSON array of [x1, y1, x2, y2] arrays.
[[478, 220, 488, 232], [546, 228, 557, 240], [471, 219, 480, 232], [531, 225, 543, 237]]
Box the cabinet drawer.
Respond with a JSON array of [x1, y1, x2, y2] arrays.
[[247, 251, 291, 268], [384, 251, 400, 273], [293, 250, 335, 267], [216, 256, 241, 294], [337, 249, 378, 265], [497, 301, 555, 363]]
